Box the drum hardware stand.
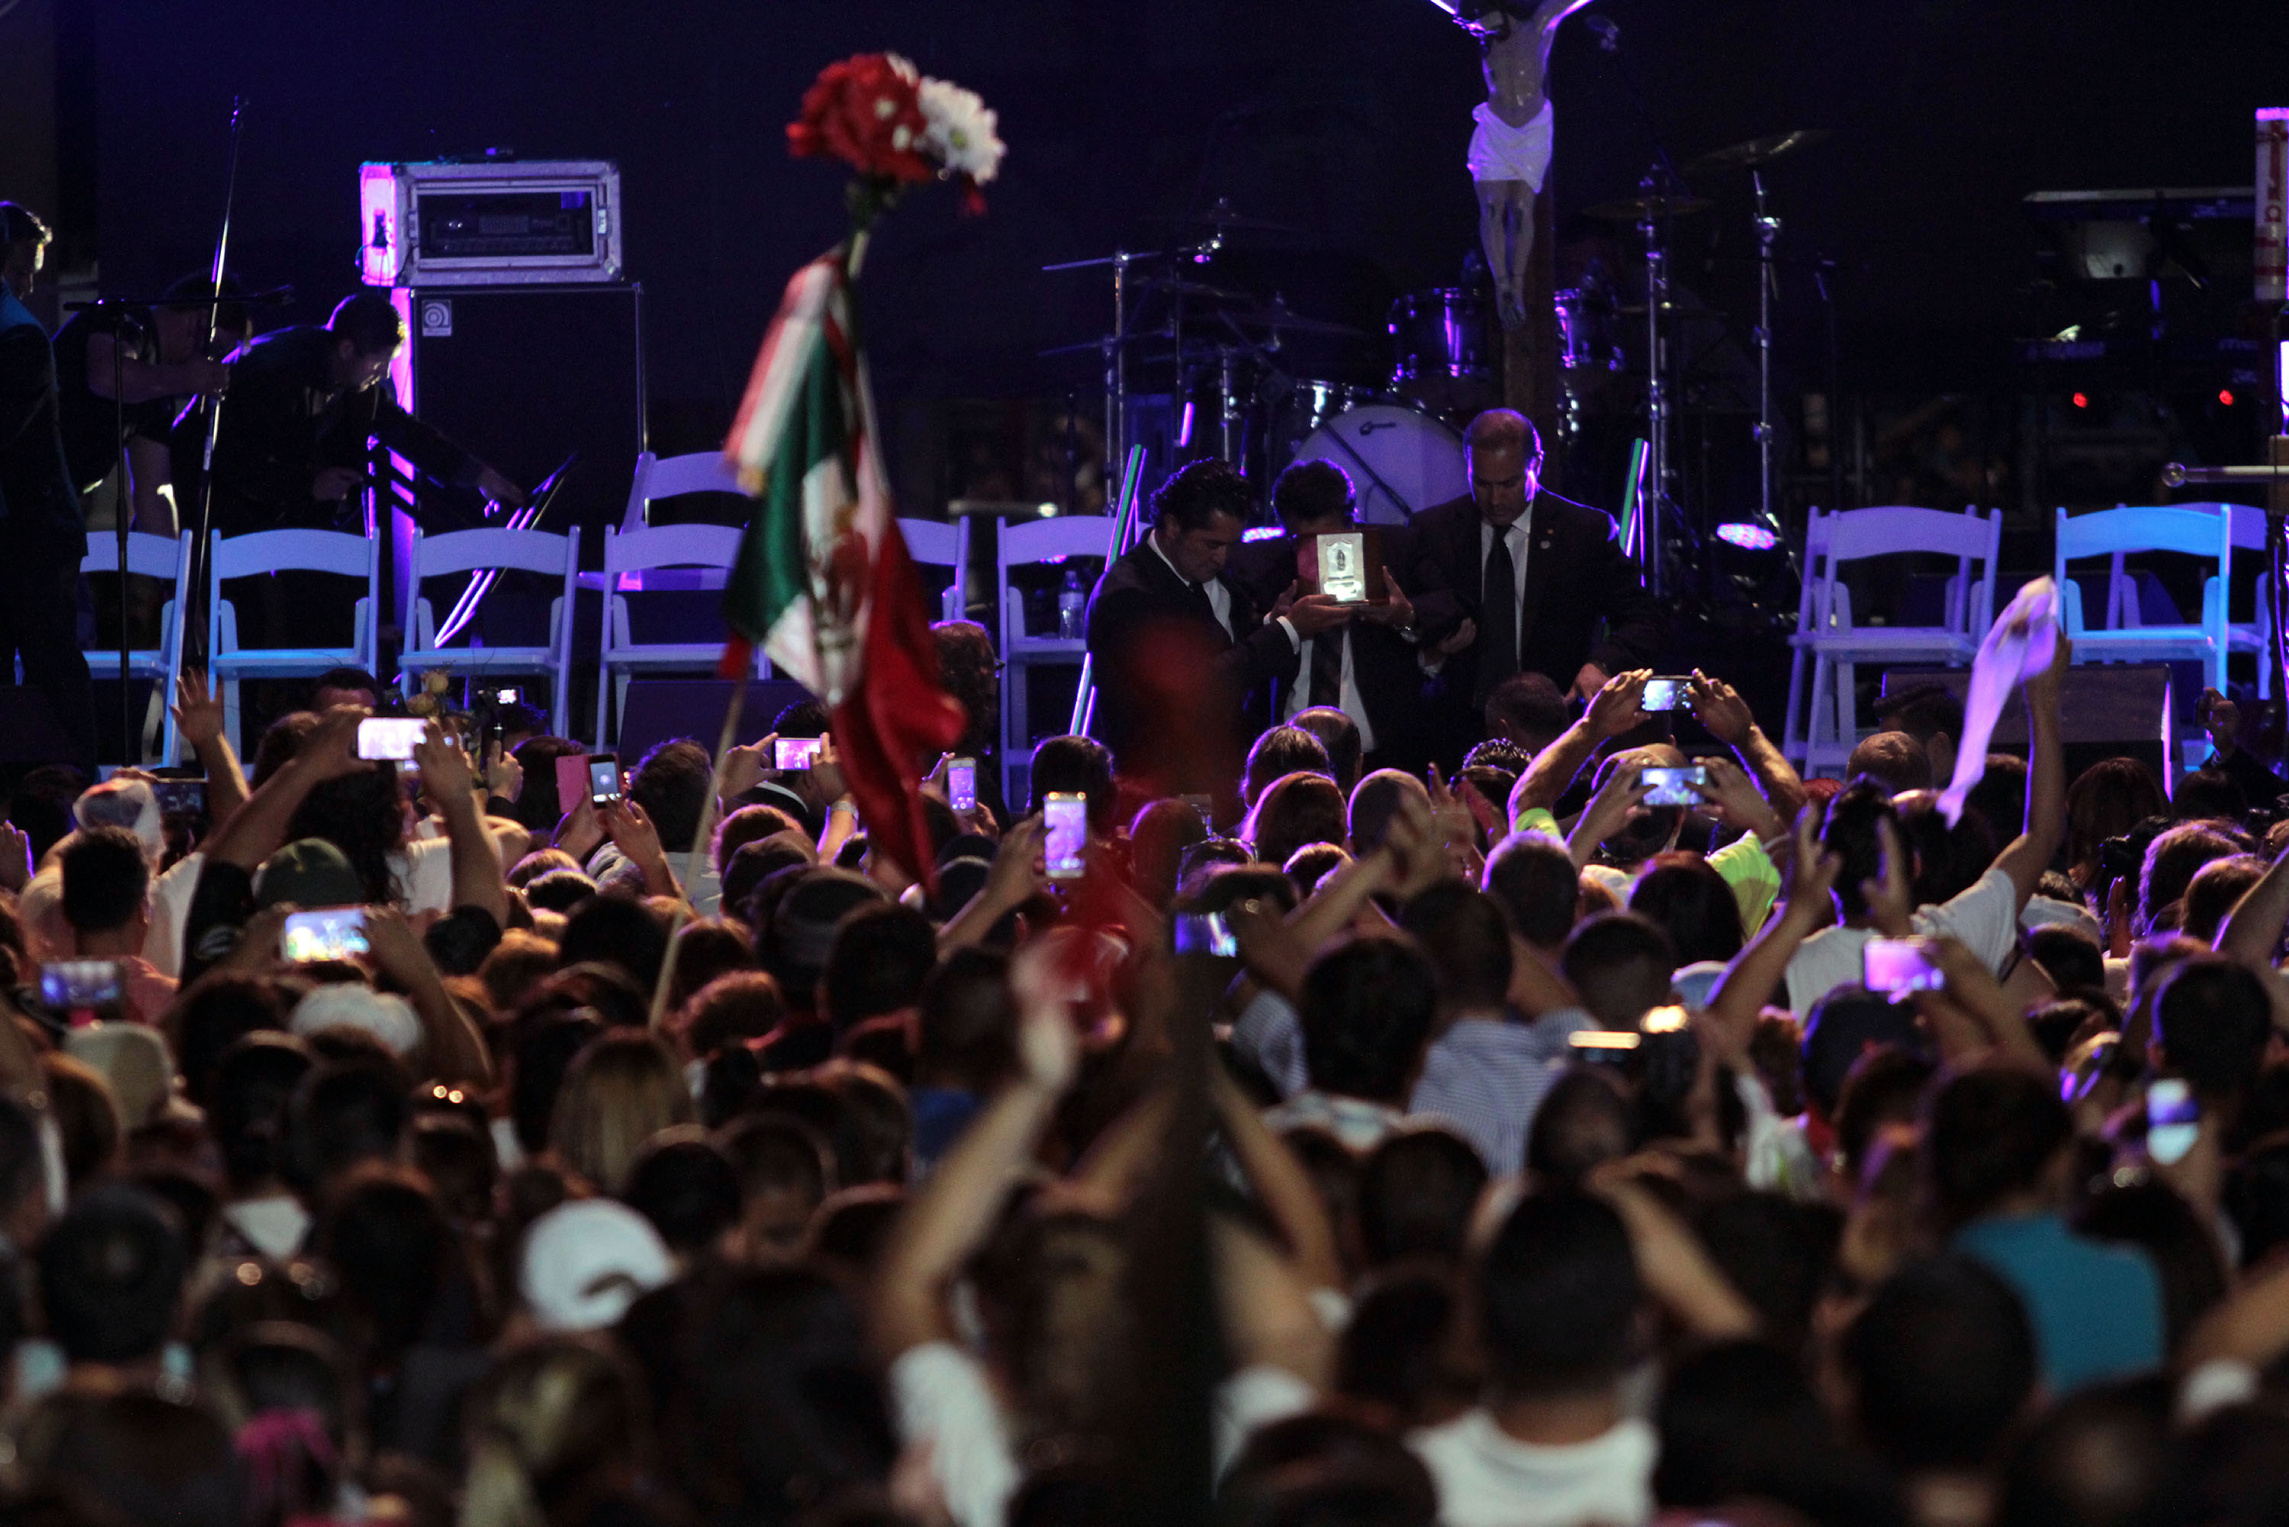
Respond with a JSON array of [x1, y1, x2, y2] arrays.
[[1752, 167, 1781, 536], [1638, 183, 1673, 600]]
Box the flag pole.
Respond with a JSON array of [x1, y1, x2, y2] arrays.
[[647, 682, 749, 1029]]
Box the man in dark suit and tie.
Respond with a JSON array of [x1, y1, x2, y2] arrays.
[[1085, 458, 1352, 797], [1407, 409, 1663, 761], [1229, 459, 1433, 774]]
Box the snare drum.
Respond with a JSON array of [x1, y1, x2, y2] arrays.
[[1288, 403, 1468, 525], [1388, 288, 1492, 385]]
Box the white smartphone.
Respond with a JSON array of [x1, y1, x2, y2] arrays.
[[281, 907, 369, 963], [1174, 911, 1239, 956], [776, 736, 824, 770], [1045, 792, 1088, 881], [1863, 936, 1945, 998], [948, 757, 977, 813], [356, 717, 427, 761], [1640, 765, 1708, 808]]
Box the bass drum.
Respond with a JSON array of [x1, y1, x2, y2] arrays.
[[1288, 403, 1467, 525]]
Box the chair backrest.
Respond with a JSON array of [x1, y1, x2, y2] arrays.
[[1000, 514, 1117, 570], [81, 530, 188, 582], [1816, 505, 1998, 566], [2055, 504, 2232, 565], [601, 523, 744, 576], [900, 516, 963, 568], [622, 450, 744, 532], [411, 527, 581, 581], [209, 528, 376, 582], [2222, 501, 2270, 554], [1800, 506, 1999, 638]]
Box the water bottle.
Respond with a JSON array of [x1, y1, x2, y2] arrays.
[[1057, 568, 1085, 639]]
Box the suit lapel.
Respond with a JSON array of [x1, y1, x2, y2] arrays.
[[1518, 495, 1557, 648]]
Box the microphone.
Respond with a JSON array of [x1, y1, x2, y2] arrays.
[[1586, 15, 1620, 50]]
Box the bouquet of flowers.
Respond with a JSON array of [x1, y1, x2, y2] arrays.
[[788, 53, 1005, 227]]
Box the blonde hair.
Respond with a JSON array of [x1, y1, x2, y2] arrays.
[[461, 1338, 644, 1527], [548, 1029, 694, 1195]]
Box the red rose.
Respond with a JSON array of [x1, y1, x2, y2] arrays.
[[787, 54, 933, 186]]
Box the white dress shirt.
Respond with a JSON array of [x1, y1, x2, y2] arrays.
[[1478, 516, 1531, 669], [1150, 532, 1298, 649], [1283, 627, 1376, 753]]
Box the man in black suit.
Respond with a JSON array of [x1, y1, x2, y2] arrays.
[[1407, 409, 1663, 759], [1230, 459, 1432, 773], [1084, 458, 1351, 796]]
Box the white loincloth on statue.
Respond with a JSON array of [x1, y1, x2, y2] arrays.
[[1467, 99, 1554, 191]]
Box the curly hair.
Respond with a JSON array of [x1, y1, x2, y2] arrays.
[[932, 621, 1000, 758], [286, 768, 405, 904]]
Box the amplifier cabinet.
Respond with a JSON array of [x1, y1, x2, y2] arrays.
[[361, 160, 623, 288]]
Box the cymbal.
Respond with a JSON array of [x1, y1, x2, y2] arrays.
[[1224, 296, 1364, 338], [1584, 194, 1713, 223], [1144, 197, 1297, 235], [1685, 129, 1831, 173]]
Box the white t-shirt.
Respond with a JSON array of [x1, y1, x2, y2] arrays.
[[1411, 1408, 1655, 1527], [890, 1341, 1314, 1527], [1783, 866, 2021, 1015], [146, 851, 205, 978]]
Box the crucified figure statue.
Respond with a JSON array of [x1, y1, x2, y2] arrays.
[[1448, 0, 1597, 330]]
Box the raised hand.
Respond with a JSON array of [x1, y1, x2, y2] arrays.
[[1585, 668, 1652, 740], [1689, 755, 1781, 838], [172, 669, 227, 751], [1687, 669, 1755, 747], [484, 740, 524, 802], [0, 822, 29, 894]]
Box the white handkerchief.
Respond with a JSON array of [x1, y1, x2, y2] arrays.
[[1938, 577, 2061, 826]]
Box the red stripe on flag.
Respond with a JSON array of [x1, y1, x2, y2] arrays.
[[829, 523, 967, 893], [717, 632, 754, 681]]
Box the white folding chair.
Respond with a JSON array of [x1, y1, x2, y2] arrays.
[[899, 516, 972, 625], [207, 529, 381, 755], [2056, 503, 2235, 773], [618, 449, 746, 535], [593, 522, 750, 750], [78, 530, 192, 764], [399, 526, 582, 738], [2223, 502, 2275, 701], [1783, 505, 2002, 778], [999, 515, 1116, 804]]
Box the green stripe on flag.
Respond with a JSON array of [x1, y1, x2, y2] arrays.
[[723, 324, 850, 648]]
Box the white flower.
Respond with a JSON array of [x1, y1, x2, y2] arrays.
[[917, 76, 1005, 185]]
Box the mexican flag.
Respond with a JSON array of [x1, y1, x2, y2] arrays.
[[722, 247, 965, 883]]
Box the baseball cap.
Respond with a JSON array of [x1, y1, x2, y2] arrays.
[[518, 1199, 674, 1332], [255, 839, 365, 910]]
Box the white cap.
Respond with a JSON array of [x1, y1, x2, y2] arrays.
[[519, 1199, 674, 1332], [289, 983, 423, 1058], [74, 779, 163, 861]]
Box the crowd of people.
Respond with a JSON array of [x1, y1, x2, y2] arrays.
[[1, 513, 2288, 1527]]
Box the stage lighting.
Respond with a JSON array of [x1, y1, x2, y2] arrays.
[[2219, 389, 2236, 407], [1716, 522, 1781, 551], [2072, 391, 2090, 409]]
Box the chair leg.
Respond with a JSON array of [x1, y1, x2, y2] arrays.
[[594, 661, 612, 752], [1782, 644, 1810, 766], [1835, 659, 1859, 767], [223, 679, 242, 759]]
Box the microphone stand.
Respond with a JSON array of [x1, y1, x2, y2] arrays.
[[184, 96, 249, 673], [62, 287, 278, 763]]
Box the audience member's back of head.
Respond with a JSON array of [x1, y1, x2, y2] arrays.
[[210, 1033, 316, 1193], [1846, 731, 1933, 795], [318, 1169, 452, 1358], [1479, 1191, 1638, 1400], [40, 1184, 188, 1366], [2026, 923, 2105, 997], [511, 1010, 605, 1157], [1800, 986, 1927, 1120], [1628, 852, 1744, 967], [2182, 853, 2266, 942], [2067, 758, 2168, 876], [1399, 881, 1513, 1017], [2140, 823, 2243, 934], [1348, 769, 1429, 856], [550, 1028, 695, 1195], [1922, 1064, 2072, 1231], [1844, 1255, 2036, 1474], [555, 892, 669, 990], [823, 902, 939, 1034], [919, 945, 1015, 1092], [2154, 952, 2271, 1104], [624, 1131, 742, 1259], [758, 868, 889, 1008], [1482, 831, 1579, 951], [287, 1056, 411, 1194], [628, 739, 712, 853], [1525, 1067, 1637, 1187], [1027, 734, 1117, 834], [1129, 798, 1209, 908], [1220, 1409, 1440, 1527], [1656, 1339, 1891, 1525], [1997, 1377, 2173, 1527], [1357, 1127, 1488, 1267], [1243, 726, 1333, 809], [1245, 771, 1348, 870], [1559, 911, 1677, 1031], [1298, 936, 1437, 1105], [16, 1387, 242, 1527], [1485, 671, 1570, 754], [1290, 706, 1364, 795]]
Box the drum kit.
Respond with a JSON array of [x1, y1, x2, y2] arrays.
[[1041, 200, 1490, 526], [1040, 127, 1833, 554]]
